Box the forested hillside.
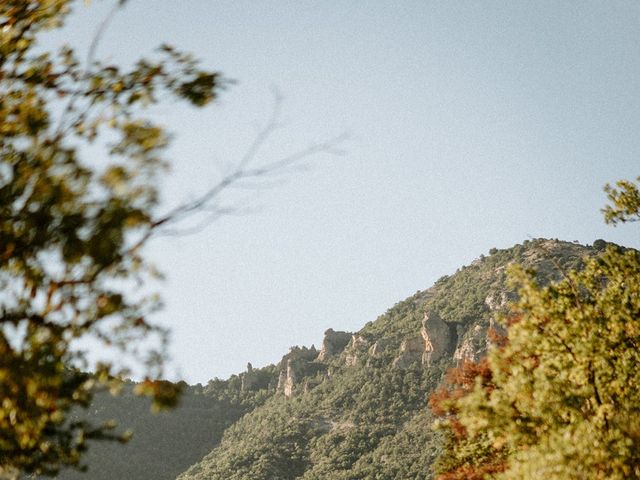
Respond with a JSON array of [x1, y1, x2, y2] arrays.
[[175, 239, 596, 480], [51, 239, 605, 480], [53, 367, 279, 480]]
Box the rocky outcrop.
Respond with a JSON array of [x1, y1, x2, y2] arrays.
[[240, 363, 257, 391], [344, 335, 368, 366], [275, 309, 502, 387], [453, 336, 477, 363], [276, 346, 323, 397], [452, 316, 509, 366], [454, 324, 484, 364], [484, 291, 515, 312], [277, 369, 288, 393], [390, 310, 458, 369], [484, 293, 503, 311], [368, 338, 391, 357], [283, 359, 296, 397], [317, 329, 352, 361], [392, 336, 425, 369], [366, 338, 391, 366], [420, 311, 453, 366]]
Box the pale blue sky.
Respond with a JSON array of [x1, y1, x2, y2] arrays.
[[57, 1, 639, 383]]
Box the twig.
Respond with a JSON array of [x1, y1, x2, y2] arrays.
[[126, 97, 348, 250]]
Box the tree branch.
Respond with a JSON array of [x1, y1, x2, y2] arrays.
[[127, 97, 348, 251]]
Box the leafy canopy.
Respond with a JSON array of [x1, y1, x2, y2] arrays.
[[603, 176, 640, 225], [0, 0, 227, 476]]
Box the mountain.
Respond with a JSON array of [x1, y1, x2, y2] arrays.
[[52, 367, 280, 480], [55, 239, 605, 480]]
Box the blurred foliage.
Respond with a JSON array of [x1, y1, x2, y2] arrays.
[[603, 176, 640, 225], [0, 0, 226, 476], [429, 357, 505, 480]]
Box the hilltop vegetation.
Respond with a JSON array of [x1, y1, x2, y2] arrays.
[[174, 239, 597, 480], [48, 238, 613, 480]]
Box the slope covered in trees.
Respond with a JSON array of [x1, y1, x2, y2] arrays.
[[45, 238, 619, 480], [175, 239, 599, 480], [52, 367, 279, 480]]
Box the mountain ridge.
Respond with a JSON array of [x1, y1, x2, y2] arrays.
[[176, 238, 601, 480], [52, 238, 609, 480]]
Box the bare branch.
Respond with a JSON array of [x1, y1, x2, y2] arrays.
[[55, 0, 125, 136], [127, 98, 348, 249]]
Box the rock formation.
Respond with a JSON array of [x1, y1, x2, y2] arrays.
[[388, 310, 458, 369], [276, 346, 324, 397], [392, 335, 425, 369], [277, 369, 287, 393], [453, 324, 484, 364], [484, 291, 515, 312], [283, 359, 296, 397], [344, 335, 368, 366], [420, 311, 453, 366], [317, 328, 352, 361], [240, 362, 257, 391], [368, 338, 391, 357]]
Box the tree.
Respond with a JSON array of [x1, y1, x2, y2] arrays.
[[0, 1, 341, 477], [431, 177, 640, 480], [603, 176, 640, 225]]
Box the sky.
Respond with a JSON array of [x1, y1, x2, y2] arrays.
[[54, 1, 640, 383]]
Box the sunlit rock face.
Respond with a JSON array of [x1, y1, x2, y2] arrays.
[[452, 311, 510, 366], [275, 328, 363, 397], [240, 363, 257, 391], [392, 335, 425, 369], [344, 335, 368, 366], [453, 322, 497, 365], [283, 359, 296, 397], [453, 332, 479, 363], [421, 311, 453, 366], [275, 346, 320, 397], [368, 338, 391, 357], [366, 337, 391, 367], [390, 311, 457, 369], [317, 328, 352, 361]]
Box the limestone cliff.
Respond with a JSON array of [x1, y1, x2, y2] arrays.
[[453, 324, 484, 363], [275, 346, 324, 397], [344, 334, 369, 366], [176, 239, 601, 480], [240, 363, 257, 391], [368, 338, 391, 357], [317, 328, 352, 361], [392, 336, 424, 369], [420, 311, 454, 366]]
